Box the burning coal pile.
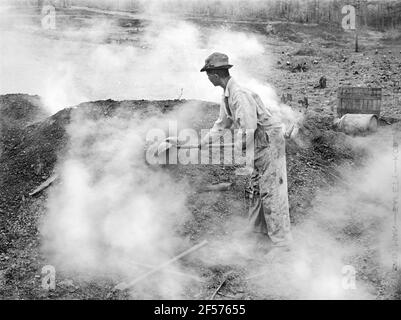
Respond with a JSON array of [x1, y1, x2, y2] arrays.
[[0, 95, 218, 298]]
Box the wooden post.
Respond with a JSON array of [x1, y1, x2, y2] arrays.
[[355, 0, 360, 52], [355, 29, 359, 52], [315, 0, 319, 24]]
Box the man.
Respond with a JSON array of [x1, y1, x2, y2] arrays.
[[198, 52, 292, 251]]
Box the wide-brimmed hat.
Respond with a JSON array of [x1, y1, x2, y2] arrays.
[[200, 52, 233, 72]]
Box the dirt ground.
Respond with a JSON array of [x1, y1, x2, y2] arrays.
[[1, 6, 401, 300]]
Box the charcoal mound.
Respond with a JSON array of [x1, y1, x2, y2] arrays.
[[0, 96, 215, 212]]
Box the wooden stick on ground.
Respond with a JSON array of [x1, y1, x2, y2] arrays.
[[197, 182, 232, 192], [245, 271, 269, 281], [128, 261, 203, 282], [113, 240, 208, 291], [29, 174, 58, 196], [210, 270, 234, 300], [216, 292, 236, 299]]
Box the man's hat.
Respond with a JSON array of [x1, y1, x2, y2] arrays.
[[200, 52, 233, 72]]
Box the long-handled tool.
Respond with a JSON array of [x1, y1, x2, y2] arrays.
[[154, 138, 234, 157]]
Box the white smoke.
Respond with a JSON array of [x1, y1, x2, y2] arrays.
[[7, 2, 390, 300], [0, 4, 299, 126], [40, 105, 206, 298], [198, 126, 401, 299]]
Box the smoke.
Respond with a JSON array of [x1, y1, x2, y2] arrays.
[[197, 125, 401, 299], [0, 3, 299, 126], [40, 104, 207, 298], [1, 0, 399, 301], [2, 2, 303, 298]]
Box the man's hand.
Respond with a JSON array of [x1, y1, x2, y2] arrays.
[[165, 136, 191, 147], [165, 136, 181, 146], [166, 137, 202, 149]]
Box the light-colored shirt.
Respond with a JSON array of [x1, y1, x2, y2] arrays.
[[201, 77, 281, 150]]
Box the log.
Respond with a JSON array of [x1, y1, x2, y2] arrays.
[[197, 182, 232, 192], [29, 174, 58, 196], [210, 270, 234, 300]]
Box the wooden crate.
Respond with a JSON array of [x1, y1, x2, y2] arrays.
[[337, 87, 382, 117]]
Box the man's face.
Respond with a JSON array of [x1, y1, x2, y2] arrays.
[[206, 71, 219, 86]]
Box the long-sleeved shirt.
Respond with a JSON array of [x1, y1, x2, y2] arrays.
[[201, 77, 282, 151]]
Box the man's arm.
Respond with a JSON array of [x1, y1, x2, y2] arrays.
[[232, 92, 258, 152], [199, 100, 233, 148]]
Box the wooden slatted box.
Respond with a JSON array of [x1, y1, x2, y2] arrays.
[[337, 87, 382, 118]]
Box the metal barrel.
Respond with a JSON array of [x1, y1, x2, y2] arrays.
[[337, 114, 378, 135]]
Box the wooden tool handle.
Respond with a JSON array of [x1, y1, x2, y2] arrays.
[[177, 144, 234, 149]]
